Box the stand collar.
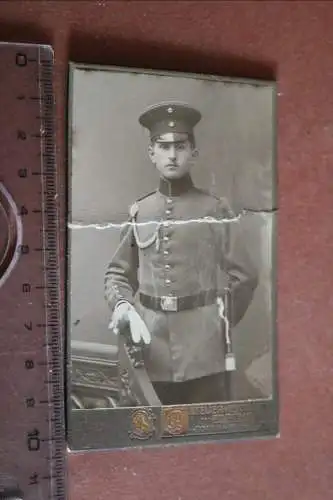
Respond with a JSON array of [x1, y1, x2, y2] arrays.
[[158, 174, 194, 197]]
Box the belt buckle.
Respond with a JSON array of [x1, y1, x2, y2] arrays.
[[160, 295, 178, 312]]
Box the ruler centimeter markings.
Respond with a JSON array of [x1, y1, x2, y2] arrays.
[[0, 43, 65, 500]]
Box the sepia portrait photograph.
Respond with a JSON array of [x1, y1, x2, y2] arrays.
[[67, 63, 278, 450]]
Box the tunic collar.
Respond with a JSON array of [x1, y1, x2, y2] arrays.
[[158, 174, 194, 197]]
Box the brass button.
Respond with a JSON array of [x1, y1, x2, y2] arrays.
[[165, 209, 172, 215], [165, 264, 171, 270], [163, 250, 169, 255], [163, 236, 169, 241], [167, 198, 173, 204], [165, 279, 171, 285]]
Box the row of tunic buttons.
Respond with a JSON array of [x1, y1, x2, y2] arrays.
[[163, 198, 173, 290]]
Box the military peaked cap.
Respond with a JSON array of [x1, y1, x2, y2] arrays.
[[139, 101, 202, 140]]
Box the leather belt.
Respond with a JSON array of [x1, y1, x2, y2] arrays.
[[139, 290, 218, 312]]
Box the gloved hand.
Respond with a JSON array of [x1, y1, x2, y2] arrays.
[[109, 301, 151, 345]]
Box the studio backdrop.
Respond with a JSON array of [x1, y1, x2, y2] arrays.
[[68, 65, 276, 400]]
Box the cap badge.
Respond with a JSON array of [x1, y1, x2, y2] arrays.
[[167, 107, 174, 114]]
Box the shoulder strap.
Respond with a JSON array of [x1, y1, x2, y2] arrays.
[[128, 190, 156, 220], [128, 191, 160, 250]]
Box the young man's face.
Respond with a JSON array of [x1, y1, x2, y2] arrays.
[[148, 134, 197, 180]]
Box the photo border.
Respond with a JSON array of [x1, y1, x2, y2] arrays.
[[66, 62, 279, 451]]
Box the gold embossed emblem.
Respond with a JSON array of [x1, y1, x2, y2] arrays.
[[129, 408, 155, 440], [162, 407, 189, 436]]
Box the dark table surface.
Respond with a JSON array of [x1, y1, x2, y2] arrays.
[[0, 2, 333, 500]]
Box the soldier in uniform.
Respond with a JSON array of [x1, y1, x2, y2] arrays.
[[104, 101, 258, 405]]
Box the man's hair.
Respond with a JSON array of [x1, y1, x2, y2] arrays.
[[150, 133, 196, 149]]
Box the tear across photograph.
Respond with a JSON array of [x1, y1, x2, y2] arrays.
[[67, 63, 278, 450]]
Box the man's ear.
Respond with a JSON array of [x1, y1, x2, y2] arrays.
[[192, 148, 199, 159], [148, 144, 155, 163]]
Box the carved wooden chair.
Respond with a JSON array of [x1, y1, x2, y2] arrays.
[[70, 334, 161, 409]]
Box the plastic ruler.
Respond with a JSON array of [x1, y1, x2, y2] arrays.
[[0, 43, 65, 500]]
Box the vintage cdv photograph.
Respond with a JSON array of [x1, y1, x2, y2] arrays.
[[67, 63, 278, 450]]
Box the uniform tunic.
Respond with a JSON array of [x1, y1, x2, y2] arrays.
[[104, 174, 258, 384]]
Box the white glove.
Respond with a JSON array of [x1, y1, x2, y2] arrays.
[[109, 301, 151, 345]]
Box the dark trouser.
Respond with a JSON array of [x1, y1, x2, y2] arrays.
[[153, 372, 230, 406]]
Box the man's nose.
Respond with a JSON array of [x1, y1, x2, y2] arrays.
[[168, 145, 177, 158]]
